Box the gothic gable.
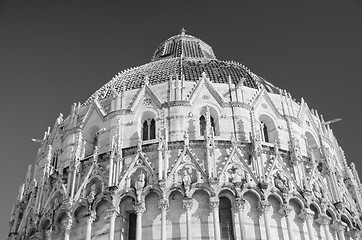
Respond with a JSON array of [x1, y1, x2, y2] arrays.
[[250, 88, 282, 118], [189, 72, 225, 107], [130, 82, 162, 112]]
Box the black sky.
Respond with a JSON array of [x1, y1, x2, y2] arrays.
[[1, 0, 362, 237]]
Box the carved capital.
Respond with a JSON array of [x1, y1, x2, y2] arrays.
[[209, 197, 219, 210], [346, 228, 360, 239], [62, 198, 74, 210], [32, 214, 39, 225], [316, 214, 331, 226], [63, 217, 73, 231], [107, 207, 119, 219], [182, 198, 193, 211], [331, 220, 347, 232], [33, 232, 43, 239], [158, 199, 169, 211], [105, 186, 119, 195], [83, 211, 96, 223], [234, 197, 245, 211], [279, 204, 293, 217], [298, 208, 315, 221], [257, 200, 270, 214], [134, 202, 146, 216]]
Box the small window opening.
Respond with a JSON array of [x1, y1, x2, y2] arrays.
[[128, 212, 136, 240], [199, 115, 215, 136], [219, 197, 235, 240], [51, 151, 58, 169], [142, 118, 156, 141], [260, 121, 269, 142]]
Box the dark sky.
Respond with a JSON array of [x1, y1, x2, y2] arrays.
[[1, 0, 362, 237]]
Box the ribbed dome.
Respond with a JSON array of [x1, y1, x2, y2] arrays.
[[83, 31, 280, 105], [152, 29, 216, 61]]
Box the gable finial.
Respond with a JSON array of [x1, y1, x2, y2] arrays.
[[144, 75, 150, 86], [181, 27, 186, 36]]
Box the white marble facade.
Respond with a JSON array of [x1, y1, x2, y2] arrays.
[[8, 31, 362, 240]]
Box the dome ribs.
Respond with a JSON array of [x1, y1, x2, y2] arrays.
[[83, 57, 278, 105]]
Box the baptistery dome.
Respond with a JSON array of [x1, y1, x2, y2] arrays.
[[8, 31, 362, 240]]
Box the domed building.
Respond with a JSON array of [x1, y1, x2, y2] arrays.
[[8, 30, 362, 240]]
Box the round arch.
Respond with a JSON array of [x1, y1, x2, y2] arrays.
[[258, 113, 278, 143]]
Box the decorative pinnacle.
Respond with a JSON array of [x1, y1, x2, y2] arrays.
[[181, 27, 187, 36]]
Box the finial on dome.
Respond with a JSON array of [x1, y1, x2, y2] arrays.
[[144, 75, 150, 86], [181, 27, 186, 36]]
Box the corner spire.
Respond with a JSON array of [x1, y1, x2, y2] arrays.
[[180, 27, 187, 36]]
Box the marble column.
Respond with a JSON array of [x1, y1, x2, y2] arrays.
[[331, 220, 346, 240], [84, 211, 96, 240], [258, 200, 271, 240], [183, 198, 193, 240], [45, 228, 53, 240], [298, 208, 315, 240], [63, 217, 72, 240], [134, 202, 146, 240], [316, 214, 332, 240], [107, 207, 119, 240], [158, 199, 168, 240], [234, 197, 246, 240], [279, 204, 295, 240], [210, 197, 221, 240]]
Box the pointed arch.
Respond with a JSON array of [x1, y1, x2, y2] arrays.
[[135, 108, 159, 142], [199, 105, 219, 136], [258, 114, 278, 143]]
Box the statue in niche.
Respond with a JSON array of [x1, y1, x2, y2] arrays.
[[223, 170, 231, 183], [182, 169, 192, 193], [53, 198, 61, 210], [137, 139, 142, 152], [87, 190, 96, 208], [229, 166, 245, 184], [273, 140, 280, 156], [90, 183, 98, 194], [274, 172, 288, 193], [313, 183, 323, 199], [184, 131, 189, 147], [135, 171, 145, 190]]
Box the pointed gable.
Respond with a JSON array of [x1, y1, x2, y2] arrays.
[[189, 72, 225, 107], [130, 83, 162, 112], [298, 101, 320, 136], [250, 88, 282, 118]]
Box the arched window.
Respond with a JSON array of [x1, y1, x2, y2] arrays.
[[200, 115, 206, 136], [258, 115, 277, 143], [260, 121, 269, 142], [51, 150, 59, 170], [142, 118, 156, 141], [199, 115, 215, 136], [219, 197, 234, 240], [128, 212, 137, 240]]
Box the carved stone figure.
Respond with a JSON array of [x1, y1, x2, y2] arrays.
[[313, 183, 322, 199], [135, 172, 145, 190], [182, 170, 192, 192], [274, 172, 288, 193]]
